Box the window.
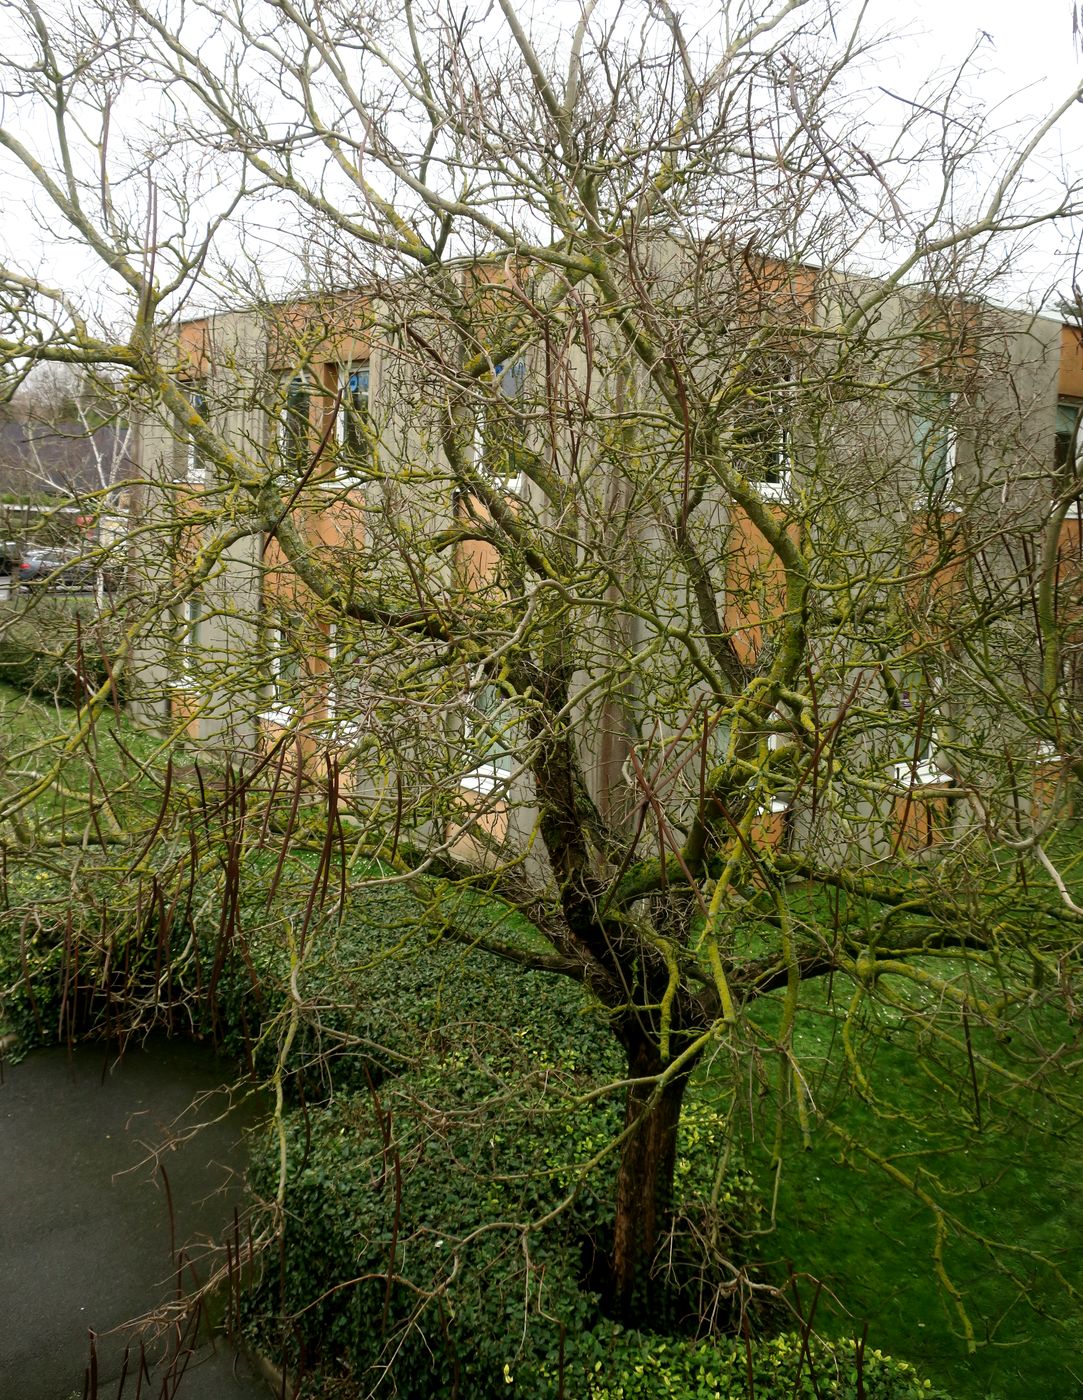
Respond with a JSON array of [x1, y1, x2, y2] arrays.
[[336, 366, 372, 482], [474, 359, 528, 494], [264, 619, 300, 723], [892, 739, 948, 788], [1054, 398, 1081, 517], [323, 625, 372, 741], [734, 369, 792, 502], [741, 421, 791, 501], [758, 709, 793, 814], [461, 681, 516, 793], [911, 388, 956, 506], [889, 681, 954, 853], [891, 682, 950, 787], [326, 623, 340, 718], [184, 386, 208, 485], [278, 376, 311, 479], [171, 594, 202, 685], [325, 624, 354, 725]]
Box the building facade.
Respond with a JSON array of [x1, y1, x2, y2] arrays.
[[130, 268, 1083, 869]]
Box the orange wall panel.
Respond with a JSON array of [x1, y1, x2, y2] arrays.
[[1060, 325, 1083, 400], [891, 792, 949, 853], [723, 508, 787, 666], [177, 319, 212, 377]]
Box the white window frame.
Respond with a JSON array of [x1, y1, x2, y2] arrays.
[[461, 677, 516, 795], [736, 367, 794, 503], [333, 364, 373, 487], [185, 386, 208, 485], [911, 389, 958, 511], [891, 728, 952, 788], [326, 623, 339, 718], [261, 621, 298, 726], [322, 625, 368, 746], [758, 710, 793, 813], [473, 359, 527, 496], [752, 418, 792, 503], [892, 752, 950, 788], [168, 594, 202, 689], [890, 675, 953, 788], [754, 457, 792, 503]]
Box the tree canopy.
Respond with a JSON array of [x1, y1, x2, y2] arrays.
[[1, 0, 1082, 1382]]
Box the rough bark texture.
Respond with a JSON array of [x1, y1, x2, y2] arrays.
[[609, 1038, 692, 1320]]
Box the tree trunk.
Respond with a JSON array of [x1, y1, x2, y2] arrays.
[[609, 1040, 692, 1321]]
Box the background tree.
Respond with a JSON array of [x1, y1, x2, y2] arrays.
[[0, 0, 1082, 1380]]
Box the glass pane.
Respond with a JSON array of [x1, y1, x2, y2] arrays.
[[280, 378, 310, 474], [495, 360, 526, 399], [341, 366, 371, 459], [1055, 401, 1080, 477], [277, 646, 300, 684], [479, 362, 528, 489], [738, 420, 788, 485], [469, 684, 514, 772], [186, 387, 208, 482], [178, 595, 202, 674], [269, 622, 301, 710], [912, 390, 953, 499]]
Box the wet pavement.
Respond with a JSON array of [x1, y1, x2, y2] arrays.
[[0, 1038, 272, 1399]]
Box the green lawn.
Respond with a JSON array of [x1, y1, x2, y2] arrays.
[[725, 984, 1083, 1399], [2, 673, 1081, 1397], [0, 680, 165, 843]]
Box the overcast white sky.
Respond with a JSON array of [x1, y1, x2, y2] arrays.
[[891, 0, 1079, 89], [838, 0, 1083, 305], [862, 0, 1081, 147], [0, 0, 1081, 322]]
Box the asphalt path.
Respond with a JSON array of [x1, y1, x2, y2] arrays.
[[0, 1038, 271, 1399]]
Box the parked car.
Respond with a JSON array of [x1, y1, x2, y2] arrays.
[[0, 541, 21, 576], [18, 545, 96, 590]]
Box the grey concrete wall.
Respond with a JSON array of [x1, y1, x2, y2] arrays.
[[124, 277, 1071, 874]]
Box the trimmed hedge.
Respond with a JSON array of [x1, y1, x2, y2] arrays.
[[0, 853, 950, 1399], [531, 1331, 948, 1399], [243, 1066, 943, 1399], [0, 636, 110, 704]]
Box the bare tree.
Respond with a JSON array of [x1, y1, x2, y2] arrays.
[[1, 0, 1082, 1369]]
